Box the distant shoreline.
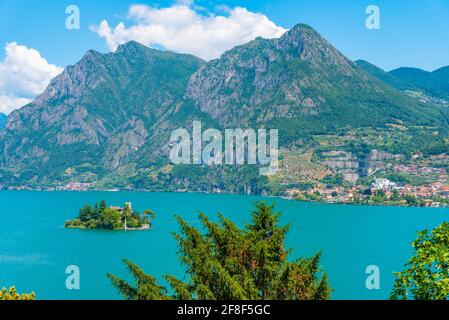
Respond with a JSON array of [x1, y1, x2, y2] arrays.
[[1, 188, 446, 209]]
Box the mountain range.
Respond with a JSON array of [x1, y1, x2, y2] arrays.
[[356, 60, 449, 101], [0, 23, 448, 191]]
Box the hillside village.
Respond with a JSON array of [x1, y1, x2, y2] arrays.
[[283, 152, 449, 207]]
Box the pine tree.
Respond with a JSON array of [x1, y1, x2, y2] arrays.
[[107, 260, 167, 300], [108, 202, 331, 300]]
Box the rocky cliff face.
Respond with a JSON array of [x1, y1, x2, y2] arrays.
[[184, 24, 365, 127], [0, 24, 447, 187], [184, 24, 441, 135], [0, 41, 204, 182]]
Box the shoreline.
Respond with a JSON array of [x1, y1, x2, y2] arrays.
[[65, 224, 151, 231], [2, 188, 447, 209]]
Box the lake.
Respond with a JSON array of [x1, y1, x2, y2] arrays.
[[0, 191, 447, 300]]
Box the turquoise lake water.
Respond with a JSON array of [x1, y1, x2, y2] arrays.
[[0, 191, 447, 300]]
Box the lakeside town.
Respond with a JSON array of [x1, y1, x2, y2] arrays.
[[284, 158, 449, 207], [5, 174, 449, 209], [285, 177, 449, 207], [3, 142, 449, 209]]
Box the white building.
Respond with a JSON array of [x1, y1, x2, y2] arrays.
[[372, 178, 396, 190]]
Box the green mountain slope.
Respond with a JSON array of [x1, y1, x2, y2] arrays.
[[390, 66, 449, 99], [184, 25, 447, 144], [0, 41, 204, 184], [0, 24, 448, 189], [355, 60, 410, 90]]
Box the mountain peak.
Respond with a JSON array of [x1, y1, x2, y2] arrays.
[[282, 23, 319, 38], [277, 23, 355, 72], [390, 67, 430, 75], [277, 23, 318, 50], [116, 40, 149, 54], [288, 23, 315, 33], [78, 49, 102, 65]]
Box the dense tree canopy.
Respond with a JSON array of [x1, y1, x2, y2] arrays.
[[391, 222, 449, 300], [65, 200, 154, 230], [108, 202, 331, 300]]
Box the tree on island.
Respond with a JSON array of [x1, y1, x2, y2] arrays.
[[101, 208, 122, 230], [107, 202, 331, 300], [65, 200, 155, 230], [391, 222, 449, 300]]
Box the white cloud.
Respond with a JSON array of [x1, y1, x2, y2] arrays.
[[91, 2, 287, 61], [0, 42, 63, 114], [0, 95, 32, 115]]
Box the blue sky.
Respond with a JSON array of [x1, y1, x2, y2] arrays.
[[1, 0, 449, 70], [1, 0, 449, 114]]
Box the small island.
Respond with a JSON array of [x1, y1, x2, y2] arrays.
[[65, 200, 155, 230]]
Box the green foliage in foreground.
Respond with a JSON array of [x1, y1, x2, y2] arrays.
[[108, 202, 331, 300], [0, 286, 35, 300], [391, 222, 449, 300]]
